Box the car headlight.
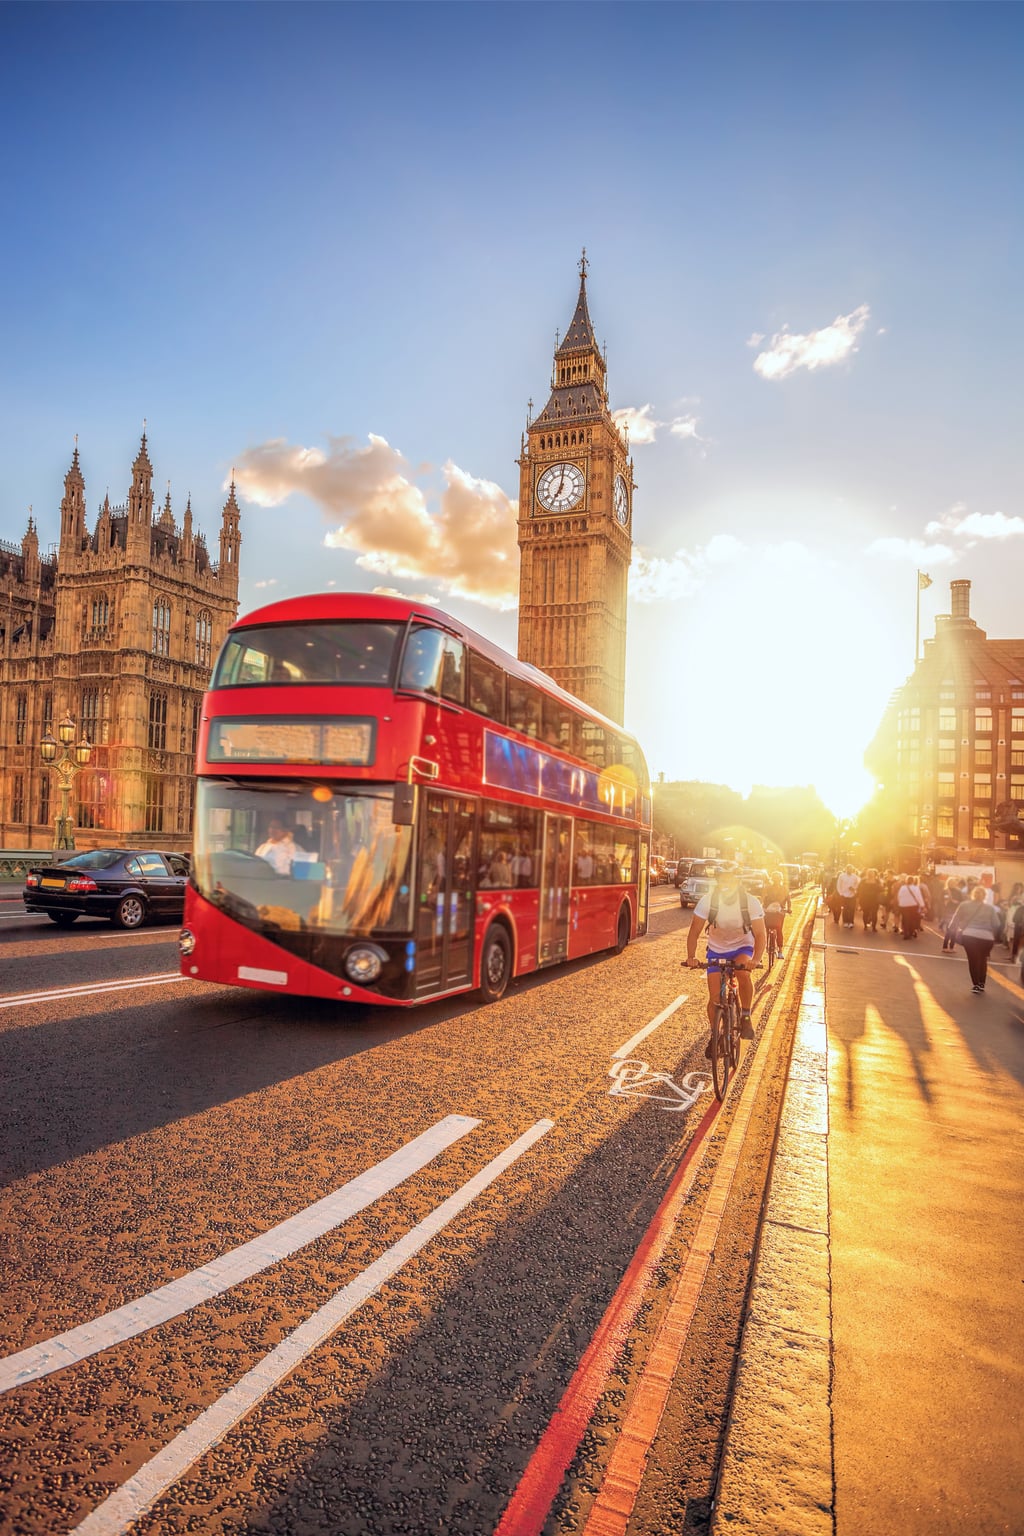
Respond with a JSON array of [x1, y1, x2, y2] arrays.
[[344, 944, 387, 985], [178, 929, 196, 957]]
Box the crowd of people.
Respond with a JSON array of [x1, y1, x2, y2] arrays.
[[821, 862, 1024, 993]]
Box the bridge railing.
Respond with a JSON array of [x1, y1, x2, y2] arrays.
[[0, 849, 55, 879]]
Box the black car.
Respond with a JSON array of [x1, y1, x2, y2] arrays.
[[23, 848, 190, 929]]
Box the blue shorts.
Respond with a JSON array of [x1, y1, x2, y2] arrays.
[[706, 943, 754, 972]]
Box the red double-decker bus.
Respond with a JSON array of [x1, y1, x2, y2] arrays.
[[180, 592, 652, 1005]]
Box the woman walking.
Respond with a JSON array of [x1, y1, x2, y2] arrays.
[[858, 868, 882, 933], [940, 874, 968, 951], [949, 885, 1004, 993]]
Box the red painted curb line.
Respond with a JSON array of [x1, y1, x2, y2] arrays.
[[493, 1093, 722, 1536]]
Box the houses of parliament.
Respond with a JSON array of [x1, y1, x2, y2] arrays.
[[0, 433, 240, 851]]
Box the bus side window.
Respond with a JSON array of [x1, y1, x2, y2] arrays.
[[441, 638, 466, 704], [468, 652, 506, 721], [508, 679, 542, 738], [542, 696, 575, 752], [399, 626, 444, 694]]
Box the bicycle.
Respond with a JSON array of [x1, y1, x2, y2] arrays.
[[764, 917, 780, 970], [687, 954, 762, 1100]]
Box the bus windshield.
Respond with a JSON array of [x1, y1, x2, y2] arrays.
[[212, 621, 403, 688], [192, 781, 413, 950]]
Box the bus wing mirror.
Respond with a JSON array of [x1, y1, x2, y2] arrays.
[[393, 783, 417, 825]]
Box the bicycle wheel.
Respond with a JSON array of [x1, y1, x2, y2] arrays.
[[727, 996, 741, 1069], [711, 1004, 730, 1099]]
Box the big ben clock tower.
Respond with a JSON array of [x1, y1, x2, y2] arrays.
[[516, 253, 633, 725]]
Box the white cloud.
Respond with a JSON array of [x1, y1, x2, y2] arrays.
[[669, 415, 701, 441], [752, 304, 871, 381], [253, 578, 279, 589], [746, 332, 765, 348], [611, 403, 660, 445], [629, 534, 746, 603], [926, 508, 1024, 540], [866, 536, 958, 566], [231, 433, 519, 610]]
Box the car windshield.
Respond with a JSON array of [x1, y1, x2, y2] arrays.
[[211, 621, 403, 688], [192, 781, 414, 957], [58, 850, 123, 870]]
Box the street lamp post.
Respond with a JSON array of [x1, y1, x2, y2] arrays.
[[39, 714, 92, 852]]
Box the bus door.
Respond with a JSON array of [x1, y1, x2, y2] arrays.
[[538, 813, 571, 965], [414, 791, 476, 996], [638, 836, 651, 934]]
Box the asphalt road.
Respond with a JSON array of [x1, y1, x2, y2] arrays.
[[0, 886, 809, 1536]]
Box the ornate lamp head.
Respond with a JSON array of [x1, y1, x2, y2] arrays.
[[74, 737, 92, 767], [40, 732, 58, 764], [57, 714, 76, 747]]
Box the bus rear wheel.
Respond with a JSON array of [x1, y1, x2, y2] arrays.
[[614, 904, 631, 954], [479, 924, 512, 1004]]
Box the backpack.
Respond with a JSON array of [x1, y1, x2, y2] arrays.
[[708, 883, 752, 934]]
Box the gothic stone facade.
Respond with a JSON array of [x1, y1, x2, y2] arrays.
[[0, 434, 240, 851], [517, 259, 633, 725], [867, 580, 1024, 858]]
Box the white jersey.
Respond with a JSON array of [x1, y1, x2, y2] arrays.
[[695, 888, 764, 952]]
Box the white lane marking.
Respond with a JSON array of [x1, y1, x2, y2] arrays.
[[0, 973, 181, 1011], [612, 993, 688, 1060], [0, 1115, 480, 1394], [609, 1059, 710, 1113], [68, 1117, 554, 1536]]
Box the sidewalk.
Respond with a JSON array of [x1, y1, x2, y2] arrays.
[[713, 907, 1024, 1536]]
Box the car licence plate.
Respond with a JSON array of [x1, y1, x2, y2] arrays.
[[40, 877, 66, 889]]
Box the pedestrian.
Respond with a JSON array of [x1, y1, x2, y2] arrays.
[[947, 884, 1004, 993], [877, 866, 896, 931], [940, 874, 969, 950], [836, 864, 860, 928], [858, 868, 882, 932], [1001, 881, 1023, 957], [896, 873, 927, 939]]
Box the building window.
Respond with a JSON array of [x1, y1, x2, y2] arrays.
[[938, 707, 957, 733], [1010, 776, 1024, 800], [974, 774, 992, 799], [972, 812, 990, 842], [974, 747, 992, 765], [937, 745, 956, 766], [81, 688, 100, 744], [974, 708, 992, 734], [77, 770, 105, 830], [1012, 750, 1024, 769], [39, 774, 50, 825], [152, 599, 172, 657], [1012, 708, 1024, 735], [187, 698, 202, 756], [936, 812, 954, 839], [91, 593, 110, 632], [195, 611, 213, 668], [148, 691, 168, 751], [11, 774, 24, 823], [42, 693, 52, 734], [144, 777, 165, 833], [15, 693, 27, 745]]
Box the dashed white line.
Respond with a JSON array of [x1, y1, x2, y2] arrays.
[[0, 1115, 480, 1393], [612, 993, 688, 1060], [68, 1118, 555, 1536], [0, 972, 181, 1011]]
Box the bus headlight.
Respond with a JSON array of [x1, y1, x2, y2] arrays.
[[344, 944, 387, 985], [178, 929, 196, 957]]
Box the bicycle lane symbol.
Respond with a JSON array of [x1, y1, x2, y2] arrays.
[[608, 1058, 712, 1113]]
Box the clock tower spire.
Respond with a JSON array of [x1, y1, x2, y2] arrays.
[[516, 255, 633, 724]]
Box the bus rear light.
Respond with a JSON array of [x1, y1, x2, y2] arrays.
[[344, 944, 387, 985]]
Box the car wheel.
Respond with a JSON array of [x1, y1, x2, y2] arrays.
[[48, 912, 79, 927], [112, 894, 147, 930], [479, 923, 512, 1004]]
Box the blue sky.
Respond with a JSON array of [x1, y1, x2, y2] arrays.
[[2, 2, 1022, 815]]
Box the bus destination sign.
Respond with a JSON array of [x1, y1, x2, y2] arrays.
[[207, 716, 375, 766]]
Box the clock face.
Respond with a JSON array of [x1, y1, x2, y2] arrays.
[[614, 474, 630, 525], [536, 462, 585, 512]]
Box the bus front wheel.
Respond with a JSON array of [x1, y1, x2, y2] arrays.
[[614, 904, 631, 954], [479, 924, 512, 1004]]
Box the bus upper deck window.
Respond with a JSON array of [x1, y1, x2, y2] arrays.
[[399, 627, 444, 694], [441, 638, 465, 704]]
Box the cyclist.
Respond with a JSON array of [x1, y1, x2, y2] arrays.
[[762, 867, 791, 958], [685, 865, 766, 1050]]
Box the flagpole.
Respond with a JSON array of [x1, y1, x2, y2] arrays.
[[915, 570, 921, 663]]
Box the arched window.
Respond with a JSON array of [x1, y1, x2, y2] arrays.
[[152, 599, 171, 657], [195, 610, 213, 668], [90, 593, 110, 633], [148, 691, 168, 750]]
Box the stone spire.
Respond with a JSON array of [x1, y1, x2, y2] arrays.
[[127, 428, 154, 553], [59, 440, 87, 558], [182, 494, 195, 563], [534, 253, 611, 428], [219, 475, 241, 589]]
